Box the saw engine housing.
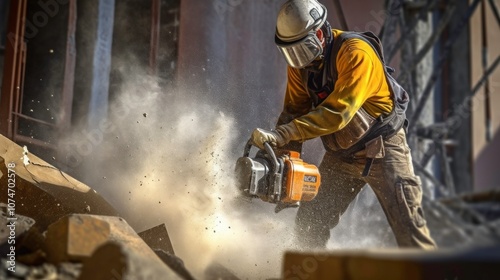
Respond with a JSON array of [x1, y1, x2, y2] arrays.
[[235, 142, 321, 204]]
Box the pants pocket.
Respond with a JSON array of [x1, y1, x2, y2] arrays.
[[395, 176, 426, 228]]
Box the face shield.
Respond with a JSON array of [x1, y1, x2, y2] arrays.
[[275, 31, 324, 69]]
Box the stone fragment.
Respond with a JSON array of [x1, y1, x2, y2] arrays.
[[0, 135, 118, 231], [17, 249, 47, 266], [45, 215, 111, 264], [138, 223, 175, 254], [26, 263, 59, 279], [0, 203, 36, 256], [57, 262, 83, 280], [283, 246, 500, 280], [1, 257, 30, 279], [79, 242, 182, 280], [16, 227, 47, 262], [204, 262, 241, 280], [155, 249, 195, 280], [44, 214, 187, 279]]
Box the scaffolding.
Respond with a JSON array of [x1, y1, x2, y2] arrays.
[[332, 0, 500, 245]]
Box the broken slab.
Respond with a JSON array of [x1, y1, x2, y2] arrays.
[[283, 246, 500, 280], [138, 224, 193, 279], [0, 134, 118, 230], [138, 223, 175, 255], [204, 262, 241, 280], [44, 214, 186, 279], [79, 242, 183, 280], [154, 249, 196, 280], [0, 203, 35, 250], [45, 215, 111, 264]]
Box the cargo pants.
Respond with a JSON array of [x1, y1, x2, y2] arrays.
[[295, 129, 436, 249]]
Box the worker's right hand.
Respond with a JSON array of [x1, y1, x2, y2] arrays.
[[251, 128, 279, 150]]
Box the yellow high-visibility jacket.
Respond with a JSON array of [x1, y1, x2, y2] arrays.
[[278, 29, 394, 143]]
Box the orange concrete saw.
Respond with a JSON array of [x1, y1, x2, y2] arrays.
[[235, 140, 321, 212]]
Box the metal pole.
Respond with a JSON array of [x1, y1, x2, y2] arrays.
[[437, 142, 456, 196], [471, 56, 500, 95], [397, 4, 456, 83], [0, 0, 26, 138], [488, 0, 500, 28], [60, 0, 77, 131], [386, 0, 435, 62], [408, 0, 482, 130], [150, 0, 161, 75], [481, 0, 492, 142], [416, 55, 500, 170], [379, 0, 399, 53], [412, 160, 450, 196]]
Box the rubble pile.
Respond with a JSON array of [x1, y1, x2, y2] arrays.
[[283, 245, 500, 279], [1, 133, 499, 279], [0, 135, 194, 279], [424, 191, 500, 247]]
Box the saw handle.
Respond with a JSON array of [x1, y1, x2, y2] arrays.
[[243, 139, 279, 175]]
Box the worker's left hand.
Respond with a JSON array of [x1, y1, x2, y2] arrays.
[[251, 127, 290, 150]]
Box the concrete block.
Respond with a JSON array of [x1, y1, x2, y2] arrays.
[[282, 251, 347, 280], [0, 203, 35, 248], [45, 214, 187, 279], [138, 223, 175, 254], [0, 134, 118, 231], [204, 262, 241, 280], [16, 226, 47, 260], [45, 215, 111, 263], [283, 246, 500, 280], [155, 249, 195, 280], [79, 242, 182, 280]]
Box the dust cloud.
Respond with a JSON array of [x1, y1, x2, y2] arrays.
[[64, 72, 300, 279], [58, 67, 395, 279], [58, 57, 397, 279], [57, 67, 399, 278]]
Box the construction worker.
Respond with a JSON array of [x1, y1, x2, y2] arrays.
[[250, 0, 436, 249]]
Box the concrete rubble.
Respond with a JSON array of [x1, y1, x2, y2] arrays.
[[0, 135, 192, 279], [1, 129, 500, 279], [0, 134, 119, 230], [283, 246, 500, 280], [204, 262, 241, 280], [423, 191, 500, 248], [138, 223, 175, 255]]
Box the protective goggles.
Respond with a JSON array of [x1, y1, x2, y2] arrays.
[[275, 31, 323, 69]]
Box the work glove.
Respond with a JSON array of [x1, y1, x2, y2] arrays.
[[251, 124, 300, 150]]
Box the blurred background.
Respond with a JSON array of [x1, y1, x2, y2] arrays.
[[0, 0, 499, 278]]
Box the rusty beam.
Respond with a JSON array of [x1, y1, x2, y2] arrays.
[[386, 0, 435, 62], [150, 0, 161, 75], [397, 3, 457, 83], [408, 0, 482, 130], [488, 0, 500, 28], [480, 0, 492, 142], [11, 0, 27, 138], [13, 134, 58, 150], [13, 112, 57, 127], [60, 0, 77, 130], [138, 224, 175, 255], [0, 0, 27, 138], [13, 39, 27, 142]]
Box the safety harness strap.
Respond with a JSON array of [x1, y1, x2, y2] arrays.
[[300, 31, 410, 159]]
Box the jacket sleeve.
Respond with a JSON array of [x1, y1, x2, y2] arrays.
[[275, 67, 312, 152], [276, 67, 312, 126], [280, 40, 378, 142]]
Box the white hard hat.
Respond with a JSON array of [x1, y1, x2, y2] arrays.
[[275, 0, 328, 68]]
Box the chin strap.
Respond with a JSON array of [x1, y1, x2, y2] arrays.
[[323, 21, 333, 46]]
